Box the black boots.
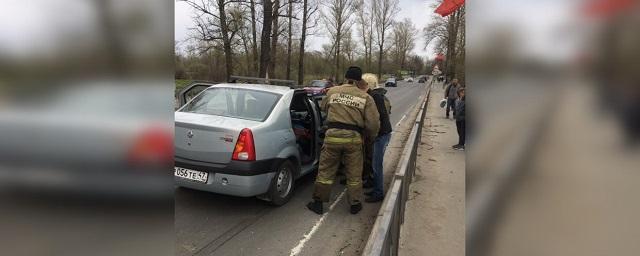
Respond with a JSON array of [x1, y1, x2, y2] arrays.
[[350, 203, 362, 214], [306, 200, 323, 215], [308, 200, 362, 214]]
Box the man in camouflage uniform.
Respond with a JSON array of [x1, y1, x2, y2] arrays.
[[307, 66, 380, 215]]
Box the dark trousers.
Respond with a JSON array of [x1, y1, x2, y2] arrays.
[[362, 136, 374, 180], [446, 98, 456, 117], [456, 120, 466, 146]]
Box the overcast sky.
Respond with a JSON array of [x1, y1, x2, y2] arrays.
[[174, 0, 442, 59], [0, 1, 578, 64]]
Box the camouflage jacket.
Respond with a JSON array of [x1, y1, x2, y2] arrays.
[[321, 83, 380, 139]]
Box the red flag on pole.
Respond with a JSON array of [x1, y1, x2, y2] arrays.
[[434, 0, 465, 17]]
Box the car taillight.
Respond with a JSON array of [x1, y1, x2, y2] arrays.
[[128, 127, 173, 167], [232, 128, 255, 161]]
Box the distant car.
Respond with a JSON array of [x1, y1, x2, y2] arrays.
[[437, 76, 445, 82], [418, 77, 427, 83], [406, 77, 414, 82], [303, 80, 333, 95], [175, 82, 325, 206], [385, 78, 397, 87]]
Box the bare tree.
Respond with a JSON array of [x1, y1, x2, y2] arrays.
[[341, 29, 357, 63], [366, 0, 375, 70], [391, 18, 416, 69], [182, 0, 240, 80], [372, 0, 399, 78], [285, 0, 294, 80], [268, 0, 281, 77], [228, 5, 253, 75], [323, 0, 354, 80], [259, 0, 273, 77], [354, 0, 372, 70], [249, 0, 259, 75], [297, 0, 319, 84], [422, 15, 448, 53], [406, 54, 425, 74], [422, 4, 465, 82]]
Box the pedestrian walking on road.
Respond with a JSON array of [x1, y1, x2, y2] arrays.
[[362, 73, 392, 203], [444, 78, 461, 119], [307, 66, 380, 215], [453, 87, 466, 150]]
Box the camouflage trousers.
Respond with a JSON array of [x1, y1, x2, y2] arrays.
[[312, 137, 363, 205]]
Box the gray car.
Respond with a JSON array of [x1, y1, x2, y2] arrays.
[[174, 82, 324, 205], [385, 77, 397, 87]]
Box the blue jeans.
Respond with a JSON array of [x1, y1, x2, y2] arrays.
[[371, 133, 391, 198]]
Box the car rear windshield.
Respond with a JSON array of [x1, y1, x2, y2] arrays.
[[179, 87, 281, 121], [310, 80, 327, 88]]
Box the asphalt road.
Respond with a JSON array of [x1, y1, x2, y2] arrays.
[[175, 80, 428, 256]]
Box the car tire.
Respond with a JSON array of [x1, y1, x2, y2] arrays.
[[265, 160, 295, 206]]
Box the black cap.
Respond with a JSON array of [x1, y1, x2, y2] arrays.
[[345, 66, 362, 81]]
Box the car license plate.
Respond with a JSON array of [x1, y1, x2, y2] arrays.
[[174, 167, 208, 183]]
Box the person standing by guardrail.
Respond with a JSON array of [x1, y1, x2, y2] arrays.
[[355, 74, 376, 190], [361, 73, 392, 203], [453, 87, 466, 150], [306, 66, 380, 215], [444, 78, 461, 119]]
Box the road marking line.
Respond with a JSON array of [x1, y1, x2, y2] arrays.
[[396, 114, 407, 127], [289, 189, 347, 256]]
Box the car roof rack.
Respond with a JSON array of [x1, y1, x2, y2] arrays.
[[229, 75, 299, 88]]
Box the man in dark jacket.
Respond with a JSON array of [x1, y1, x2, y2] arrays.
[[453, 87, 466, 150], [444, 78, 461, 119], [361, 73, 392, 203]]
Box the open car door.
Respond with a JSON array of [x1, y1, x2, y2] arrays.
[[310, 94, 326, 140], [176, 82, 217, 109]]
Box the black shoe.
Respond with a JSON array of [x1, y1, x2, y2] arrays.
[[455, 145, 465, 151], [365, 195, 384, 203], [363, 180, 374, 189], [306, 200, 323, 215], [452, 144, 461, 149], [350, 203, 362, 214]]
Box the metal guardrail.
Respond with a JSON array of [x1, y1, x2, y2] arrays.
[[362, 85, 431, 256]]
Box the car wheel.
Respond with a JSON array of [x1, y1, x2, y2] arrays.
[[266, 160, 295, 206]]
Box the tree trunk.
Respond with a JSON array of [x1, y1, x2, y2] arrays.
[[335, 28, 341, 81], [250, 0, 259, 76], [445, 10, 459, 81], [367, 6, 374, 71], [218, 0, 233, 81], [269, 0, 280, 78], [259, 0, 273, 77], [297, 0, 308, 85], [377, 30, 384, 78], [208, 48, 215, 81], [242, 34, 251, 75], [285, 0, 293, 80]]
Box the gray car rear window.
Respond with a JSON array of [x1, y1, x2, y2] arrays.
[[180, 87, 281, 121]]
